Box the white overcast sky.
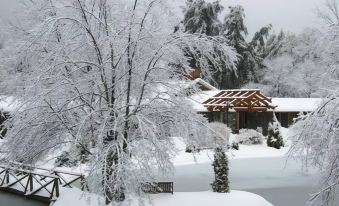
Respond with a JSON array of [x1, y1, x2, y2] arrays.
[[0, 0, 327, 37]]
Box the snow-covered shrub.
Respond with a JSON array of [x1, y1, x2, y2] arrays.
[[230, 142, 239, 150], [55, 151, 78, 167], [237, 129, 264, 145], [185, 145, 201, 153], [211, 147, 230, 193], [228, 133, 239, 150], [55, 144, 90, 167], [267, 115, 284, 149]]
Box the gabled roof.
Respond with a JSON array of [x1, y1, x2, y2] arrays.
[[202, 89, 276, 112]]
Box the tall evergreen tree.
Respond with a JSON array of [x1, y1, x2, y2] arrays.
[[178, 0, 237, 87], [251, 24, 272, 58], [180, 0, 238, 89], [181, 0, 223, 36], [180, 2, 273, 89], [222, 6, 262, 88], [211, 147, 230, 193], [262, 30, 285, 58]]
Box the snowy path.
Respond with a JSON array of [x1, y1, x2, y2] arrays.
[[173, 156, 339, 206]]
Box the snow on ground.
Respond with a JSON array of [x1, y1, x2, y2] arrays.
[[151, 191, 272, 206], [173, 143, 289, 166], [54, 187, 273, 206], [172, 129, 292, 166]]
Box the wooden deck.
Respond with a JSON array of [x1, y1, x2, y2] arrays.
[[0, 162, 85, 203]]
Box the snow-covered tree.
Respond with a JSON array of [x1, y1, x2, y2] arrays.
[[263, 30, 285, 58], [250, 25, 285, 60], [180, 0, 223, 36], [209, 123, 230, 193], [248, 28, 333, 98], [267, 114, 284, 149], [211, 147, 229, 193], [250, 24, 272, 58], [290, 94, 339, 205], [289, 2, 339, 205], [178, 0, 236, 89], [317, 0, 339, 25], [222, 5, 263, 88], [0, 0, 237, 204], [223, 6, 248, 49]]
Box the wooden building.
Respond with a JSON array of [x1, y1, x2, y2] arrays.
[[189, 83, 322, 135]]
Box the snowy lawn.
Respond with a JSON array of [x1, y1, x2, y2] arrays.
[[54, 187, 273, 206], [172, 133, 291, 166]]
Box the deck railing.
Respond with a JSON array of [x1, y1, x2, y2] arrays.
[[0, 162, 85, 203]]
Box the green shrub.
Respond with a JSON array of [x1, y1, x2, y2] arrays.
[[211, 147, 230, 193], [267, 120, 284, 149]]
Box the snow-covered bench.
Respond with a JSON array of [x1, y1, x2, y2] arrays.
[[142, 182, 173, 194]]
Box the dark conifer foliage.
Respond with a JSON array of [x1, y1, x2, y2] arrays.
[[251, 24, 272, 58], [267, 115, 284, 149], [182, 0, 223, 36], [222, 6, 262, 88], [211, 147, 230, 193], [180, 1, 276, 89]]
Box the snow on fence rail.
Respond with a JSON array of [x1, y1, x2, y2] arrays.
[[0, 162, 86, 203]]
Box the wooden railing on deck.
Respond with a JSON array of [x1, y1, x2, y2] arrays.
[[0, 162, 86, 203]]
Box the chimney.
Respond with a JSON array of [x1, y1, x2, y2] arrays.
[[190, 67, 201, 80]]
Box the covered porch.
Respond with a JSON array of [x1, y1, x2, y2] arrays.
[[202, 89, 277, 135]]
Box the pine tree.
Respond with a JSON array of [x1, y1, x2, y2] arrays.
[[181, 0, 223, 36], [222, 6, 262, 88], [267, 114, 284, 149], [250, 28, 285, 61], [211, 147, 230, 193], [250, 24, 272, 58], [179, 0, 224, 69]]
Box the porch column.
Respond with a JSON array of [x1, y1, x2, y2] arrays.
[[236, 112, 240, 133]]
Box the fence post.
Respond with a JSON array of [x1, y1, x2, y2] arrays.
[[5, 169, 9, 184], [29, 174, 33, 192], [55, 178, 59, 197]]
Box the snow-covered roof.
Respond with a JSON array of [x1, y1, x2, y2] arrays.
[[189, 90, 322, 113], [193, 78, 218, 91], [202, 89, 276, 112], [271, 98, 322, 112], [189, 90, 220, 112], [185, 78, 218, 91]]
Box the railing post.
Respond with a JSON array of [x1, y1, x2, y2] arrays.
[[5, 170, 9, 184], [55, 178, 59, 197], [29, 174, 33, 192]]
